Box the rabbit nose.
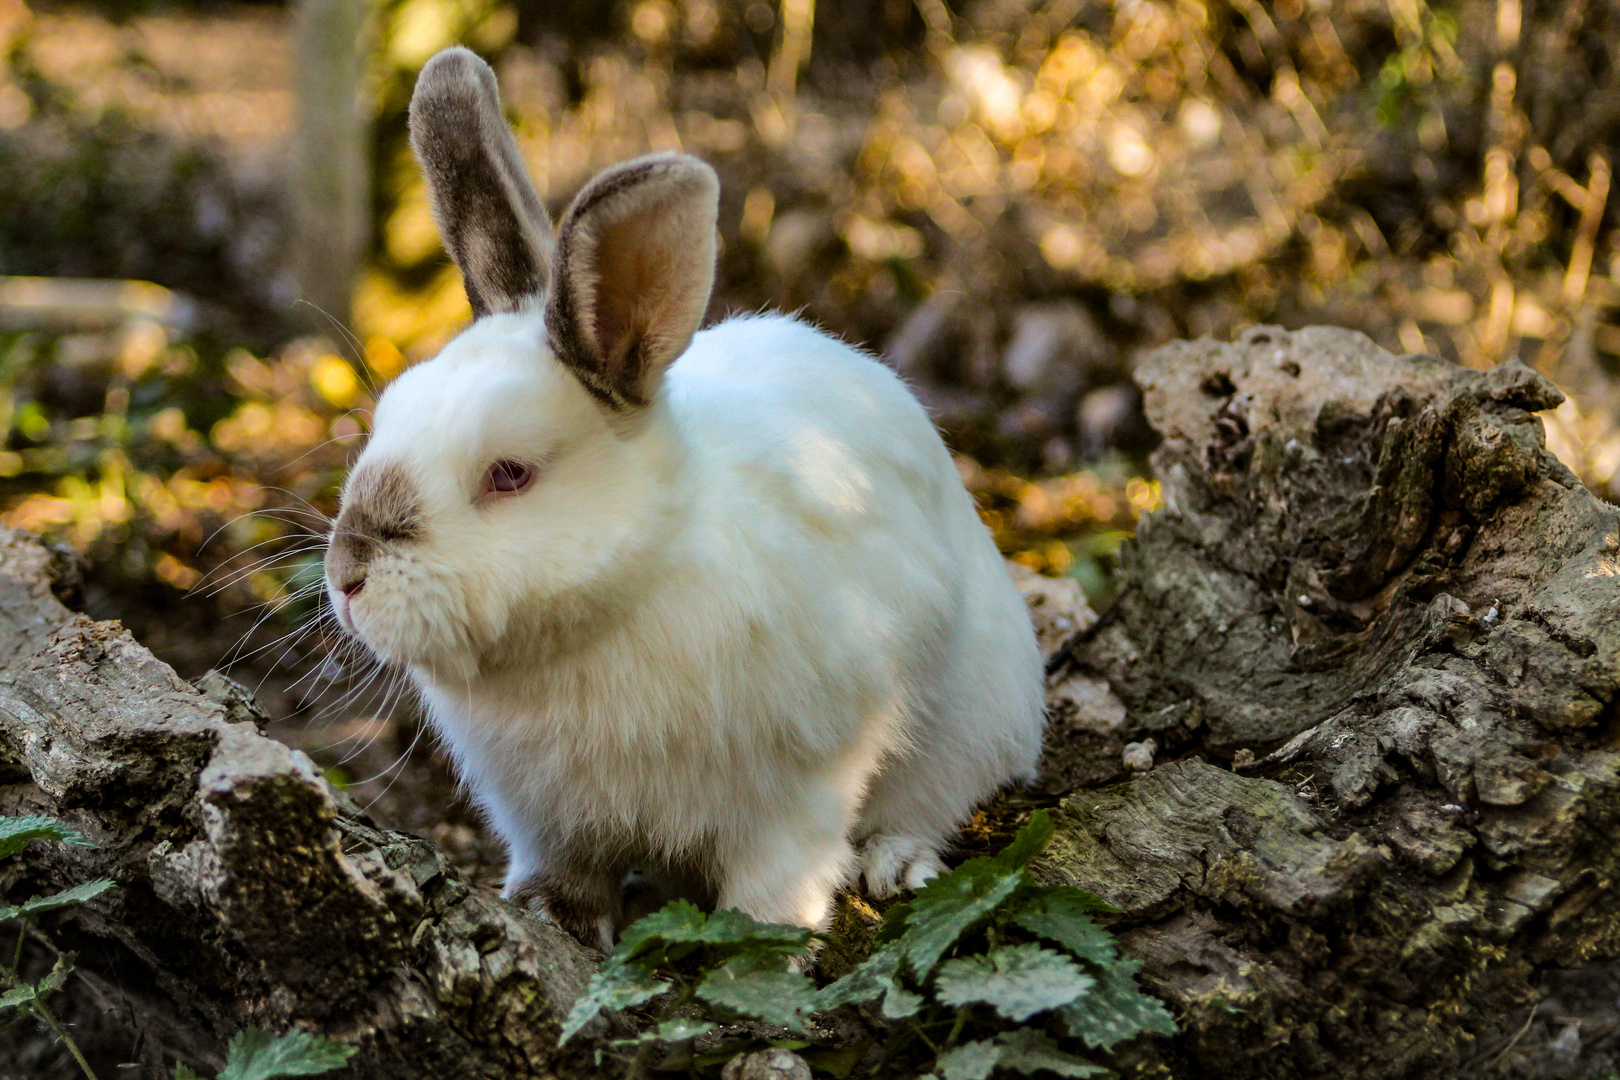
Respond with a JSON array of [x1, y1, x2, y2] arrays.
[[340, 574, 366, 598]]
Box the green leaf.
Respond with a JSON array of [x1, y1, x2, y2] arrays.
[[696, 956, 819, 1032], [937, 1038, 1004, 1080], [0, 878, 116, 922], [1008, 889, 1118, 968], [560, 961, 670, 1045], [615, 901, 811, 965], [654, 1016, 716, 1041], [1056, 957, 1177, 1051], [218, 1028, 356, 1080], [814, 941, 922, 1019], [896, 861, 1025, 979], [937, 1030, 1110, 1080], [615, 898, 708, 961], [608, 1015, 717, 1053], [0, 983, 36, 1009], [693, 908, 815, 958], [934, 943, 1094, 1022], [873, 896, 917, 946], [983, 1028, 1110, 1077], [0, 814, 94, 860], [992, 810, 1056, 870], [172, 1065, 204, 1080]]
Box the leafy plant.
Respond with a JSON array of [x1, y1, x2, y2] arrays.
[[173, 1027, 358, 1080], [0, 813, 114, 1080], [0, 813, 355, 1080], [563, 811, 1175, 1078]]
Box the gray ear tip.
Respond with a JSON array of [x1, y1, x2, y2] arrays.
[[420, 45, 489, 79], [409, 46, 499, 119]]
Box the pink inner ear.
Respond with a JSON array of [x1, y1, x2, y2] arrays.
[[589, 209, 682, 378]]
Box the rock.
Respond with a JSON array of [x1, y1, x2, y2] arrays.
[[1121, 739, 1156, 771], [720, 1047, 813, 1080]]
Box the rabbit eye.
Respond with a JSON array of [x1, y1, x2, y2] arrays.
[[484, 459, 535, 495]]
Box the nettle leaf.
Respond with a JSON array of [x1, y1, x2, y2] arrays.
[[696, 908, 815, 958], [609, 1014, 718, 1053], [0, 815, 95, 861], [561, 961, 671, 1044], [936, 1038, 1004, 1080], [172, 1064, 204, 1080], [655, 1016, 716, 1041], [0, 878, 116, 923], [0, 983, 36, 1009], [696, 956, 818, 1032], [815, 941, 923, 1019], [895, 861, 1025, 980], [936, 1030, 1107, 1080], [987, 1028, 1110, 1077], [217, 1028, 356, 1080], [616, 901, 811, 966], [992, 810, 1056, 871], [615, 898, 709, 962], [1008, 889, 1118, 968], [1057, 957, 1177, 1050], [935, 943, 1094, 1022]]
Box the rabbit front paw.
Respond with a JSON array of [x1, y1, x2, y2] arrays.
[[859, 834, 945, 899]]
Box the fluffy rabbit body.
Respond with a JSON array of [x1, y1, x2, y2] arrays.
[[324, 47, 1044, 949]]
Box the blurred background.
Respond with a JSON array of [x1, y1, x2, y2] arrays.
[[0, 0, 1616, 864]]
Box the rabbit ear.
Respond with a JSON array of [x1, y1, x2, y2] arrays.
[[545, 153, 719, 409], [409, 47, 553, 318]]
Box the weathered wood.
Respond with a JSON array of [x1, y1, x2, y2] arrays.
[[0, 531, 598, 1078], [1041, 326, 1620, 1077]]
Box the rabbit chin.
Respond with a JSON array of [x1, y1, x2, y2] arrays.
[[338, 569, 491, 683]]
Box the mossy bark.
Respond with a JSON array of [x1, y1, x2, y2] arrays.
[[1, 326, 1616, 1077]]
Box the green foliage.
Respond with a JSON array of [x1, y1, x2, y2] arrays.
[[0, 813, 114, 1079], [215, 1027, 358, 1080], [564, 811, 1176, 1077], [934, 944, 1093, 1023], [0, 813, 95, 860], [935, 1029, 1108, 1080], [561, 899, 817, 1057]]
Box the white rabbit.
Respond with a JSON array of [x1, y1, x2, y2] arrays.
[[323, 46, 1045, 950]]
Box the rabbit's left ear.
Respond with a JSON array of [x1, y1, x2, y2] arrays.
[[545, 153, 719, 410]]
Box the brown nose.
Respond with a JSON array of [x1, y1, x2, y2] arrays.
[[339, 574, 366, 598]]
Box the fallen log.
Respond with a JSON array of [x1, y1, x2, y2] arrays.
[[1041, 326, 1620, 1077], [0, 325, 1614, 1078], [0, 532, 600, 1077]]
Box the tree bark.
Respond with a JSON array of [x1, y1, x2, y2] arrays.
[[1039, 326, 1620, 1077], [0, 532, 600, 1078], [0, 326, 1615, 1077]]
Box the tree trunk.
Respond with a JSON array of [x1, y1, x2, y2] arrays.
[[292, 0, 371, 334], [0, 326, 1616, 1077], [1039, 326, 1619, 1077]]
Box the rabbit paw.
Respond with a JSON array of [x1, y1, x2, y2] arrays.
[[859, 834, 945, 899]]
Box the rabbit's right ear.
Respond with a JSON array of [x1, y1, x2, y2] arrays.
[[409, 47, 553, 318]]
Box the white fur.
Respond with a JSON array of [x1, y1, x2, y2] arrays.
[[332, 312, 1045, 931]]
